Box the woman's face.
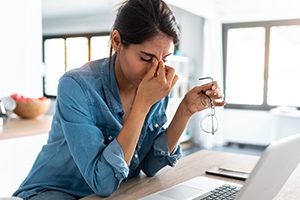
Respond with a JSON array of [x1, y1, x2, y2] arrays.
[[116, 34, 175, 88]]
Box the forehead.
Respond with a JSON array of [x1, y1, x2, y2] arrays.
[[129, 34, 175, 55]]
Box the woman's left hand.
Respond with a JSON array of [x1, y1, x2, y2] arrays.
[[180, 81, 226, 117]]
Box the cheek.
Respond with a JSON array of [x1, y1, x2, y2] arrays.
[[138, 62, 155, 79], [120, 56, 145, 79], [139, 63, 152, 76], [118, 50, 153, 81]]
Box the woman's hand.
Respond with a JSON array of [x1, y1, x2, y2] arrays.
[[134, 60, 178, 109], [180, 81, 226, 117]]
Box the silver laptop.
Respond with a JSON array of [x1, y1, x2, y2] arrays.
[[140, 133, 300, 200]]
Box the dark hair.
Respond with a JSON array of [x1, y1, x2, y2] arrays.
[[109, 0, 180, 59]]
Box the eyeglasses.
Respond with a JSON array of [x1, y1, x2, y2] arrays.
[[198, 77, 219, 135]]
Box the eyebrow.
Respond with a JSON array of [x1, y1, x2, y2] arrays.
[[140, 51, 172, 60]]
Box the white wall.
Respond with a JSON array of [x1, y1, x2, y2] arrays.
[[0, 0, 43, 97], [216, 0, 300, 23], [43, 11, 115, 35], [166, 0, 218, 19], [219, 109, 300, 145]]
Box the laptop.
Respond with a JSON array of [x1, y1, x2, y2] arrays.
[[140, 133, 300, 200]]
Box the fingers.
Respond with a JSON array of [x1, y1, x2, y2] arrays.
[[171, 74, 178, 88], [213, 99, 226, 107], [195, 82, 214, 92], [205, 87, 223, 99], [156, 60, 165, 79], [144, 59, 159, 79], [197, 81, 222, 99], [196, 80, 225, 107], [200, 91, 226, 107], [164, 65, 179, 91], [147, 61, 178, 91], [165, 65, 175, 82], [199, 92, 211, 108]]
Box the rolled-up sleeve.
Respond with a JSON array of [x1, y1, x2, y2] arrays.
[[57, 75, 129, 196], [102, 139, 129, 180], [141, 129, 182, 177]]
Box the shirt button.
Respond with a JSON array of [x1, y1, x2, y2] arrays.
[[108, 136, 113, 140], [134, 154, 138, 159], [161, 151, 166, 156], [154, 123, 159, 128]]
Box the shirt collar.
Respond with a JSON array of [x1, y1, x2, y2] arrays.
[[101, 54, 124, 116]]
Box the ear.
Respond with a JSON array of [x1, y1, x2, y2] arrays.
[[111, 30, 122, 52]]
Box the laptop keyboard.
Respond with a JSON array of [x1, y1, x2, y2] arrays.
[[192, 184, 241, 200]]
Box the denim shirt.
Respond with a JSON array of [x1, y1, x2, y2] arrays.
[[13, 55, 182, 199]]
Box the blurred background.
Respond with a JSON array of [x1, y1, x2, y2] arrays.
[[1, 0, 300, 197]]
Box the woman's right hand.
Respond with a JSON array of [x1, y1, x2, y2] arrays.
[[134, 60, 178, 109]]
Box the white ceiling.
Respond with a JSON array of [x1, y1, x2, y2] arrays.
[[42, 0, 120, 18], [42, 0, 300, 22]]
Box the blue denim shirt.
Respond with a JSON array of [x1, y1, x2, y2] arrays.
[[14, 56, 182, 199]]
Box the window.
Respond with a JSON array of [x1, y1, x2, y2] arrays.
[[223, 20, 300, 110], [268, 25, 300, 106], [43, 33, 110, 97]]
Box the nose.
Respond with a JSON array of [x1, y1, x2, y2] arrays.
[[152, 57, 166, 68], [152, 57, 159, 66]]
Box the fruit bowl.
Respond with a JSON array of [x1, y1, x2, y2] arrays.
[[11, 94, 50, 119]]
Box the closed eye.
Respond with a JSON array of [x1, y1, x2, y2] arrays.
[[140, 57, 167, 63], [140, 57, 153, 62]]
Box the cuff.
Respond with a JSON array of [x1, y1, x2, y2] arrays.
[[102, 139, 129, 181], [153, 133, 182, 167]]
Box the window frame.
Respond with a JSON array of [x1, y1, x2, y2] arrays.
[[222, 19, 300, 110], [42, 32, 111, 98]]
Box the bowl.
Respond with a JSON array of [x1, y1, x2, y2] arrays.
[[13, 99, 50, 119]]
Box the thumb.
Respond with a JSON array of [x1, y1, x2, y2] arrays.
[[144, 60, 159, 80]]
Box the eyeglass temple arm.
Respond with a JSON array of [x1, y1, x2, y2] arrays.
[[211, 106, 215, 135], [198, 77, 213, 81], [198, 77, 215, 135]]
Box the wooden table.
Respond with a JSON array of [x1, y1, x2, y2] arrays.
[[82, 150, 300, 200], [0, 115, 52, 140]]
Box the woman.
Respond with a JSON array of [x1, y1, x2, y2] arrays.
[[14, 0, 225, 199]]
